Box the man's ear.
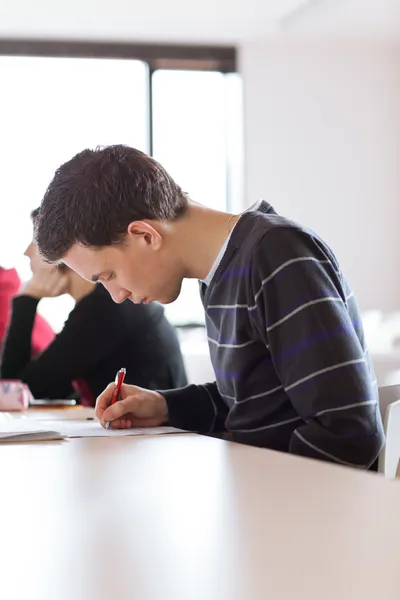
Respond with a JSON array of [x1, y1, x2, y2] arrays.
[[127, 221, 163, 250]]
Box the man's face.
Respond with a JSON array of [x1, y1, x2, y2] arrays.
[[63, 228, 184, 305]]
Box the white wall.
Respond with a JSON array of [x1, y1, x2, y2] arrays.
[[240, 38, 400, 311]]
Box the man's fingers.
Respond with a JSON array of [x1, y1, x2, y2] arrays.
[[95, 382, 116, 419], [103, 396, 138, 423], [107, 418, 133, 429]]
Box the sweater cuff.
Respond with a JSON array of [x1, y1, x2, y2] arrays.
[[12, 295, 40, 315], [161, 384, 217, 433]]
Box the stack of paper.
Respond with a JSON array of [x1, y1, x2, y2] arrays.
[[0, 416, 185, 443], [0, 422, 64, 442]]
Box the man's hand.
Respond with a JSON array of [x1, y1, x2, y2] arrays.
[[19, 264, 69, 299], [95, 383, 169, 429]]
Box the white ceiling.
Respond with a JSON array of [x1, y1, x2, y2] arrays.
[[0, 0, 398, 44], [0, 0, 307, 44], [280, 0, 400, 38]]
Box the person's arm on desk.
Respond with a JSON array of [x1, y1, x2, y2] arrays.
[[1, 266, 128, 400], [96, 381, 228, 432], [0, 267, 71, 398]]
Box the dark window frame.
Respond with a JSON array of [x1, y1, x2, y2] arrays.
[[0, 39, 236, 72], [0, 38, 237, 160]]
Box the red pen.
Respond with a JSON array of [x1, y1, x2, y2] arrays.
[[105, 367, 126, 429]]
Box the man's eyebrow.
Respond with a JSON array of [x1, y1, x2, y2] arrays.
[[90, 273, 102, 283]]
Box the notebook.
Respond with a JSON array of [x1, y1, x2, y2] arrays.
[[0, 418, 65, 442], [0, 429, 64, 442], [0, 415, 185, 442]]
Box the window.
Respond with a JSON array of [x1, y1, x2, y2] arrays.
[[0, 55, 148, 271], [153, 69, 239, 325], [0, 42, 241, 329]]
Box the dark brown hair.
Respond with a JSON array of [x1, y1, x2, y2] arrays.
[[31, 207, 69, 272], [35, 145, 188, 262], [30, 207, 40, 224]]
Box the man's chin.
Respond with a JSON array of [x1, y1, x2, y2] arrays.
[[156, 298, 174, 305], [157, 291, 180, 305]]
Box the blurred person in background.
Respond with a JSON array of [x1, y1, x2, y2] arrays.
[[0, 264, 54, 358], [0, 209, 187, 404]]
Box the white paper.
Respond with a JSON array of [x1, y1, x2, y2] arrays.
[[46, 420, 186, 438], [0, 417, 185, 441]]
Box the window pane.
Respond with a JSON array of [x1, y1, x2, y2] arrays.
[[152, 69, 228, 211], [0, 56, 148, 272], [0, 56, 148, 330], [152, 69, 242, 325], [224, 72, 245, 213]]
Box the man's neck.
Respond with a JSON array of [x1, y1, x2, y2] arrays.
[[69, 276, 96, 303], [171, 202, 241, 280]]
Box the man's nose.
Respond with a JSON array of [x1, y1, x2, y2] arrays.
[[103, 283, 130, 304]]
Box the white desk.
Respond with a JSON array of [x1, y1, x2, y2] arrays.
[[1, 428, 400, 600]]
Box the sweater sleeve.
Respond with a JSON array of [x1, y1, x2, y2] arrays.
[[0, 293, 128, 399], [1, 296, 39, 374], [162, 381, 229, 433], [249, 227, 384, 468], [0, 295, 72, 398]]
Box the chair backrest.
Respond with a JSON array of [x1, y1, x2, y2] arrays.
[[378, 384, 400, 419], [378, 385, 400, 478]]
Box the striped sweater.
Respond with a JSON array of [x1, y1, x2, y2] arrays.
[[163, 201, 384, 468]]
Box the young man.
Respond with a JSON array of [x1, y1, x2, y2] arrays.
[[36, 145, 384, 468]]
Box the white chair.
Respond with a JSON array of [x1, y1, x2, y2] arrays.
[[378, 384, 400, 478]]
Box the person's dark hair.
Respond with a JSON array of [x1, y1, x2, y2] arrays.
[[31, 207, 69, 272], [35, 145, 189, 262], [30, 207, 40, 223]]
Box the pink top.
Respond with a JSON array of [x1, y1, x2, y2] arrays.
[[0, 267, 55, 356]]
